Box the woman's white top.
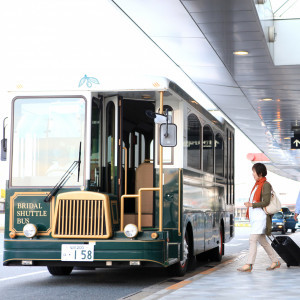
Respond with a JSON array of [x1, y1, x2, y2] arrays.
[[249, 186, 266, 234]]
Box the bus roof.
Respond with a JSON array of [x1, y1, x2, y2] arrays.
[[8, 75, 171, 93]]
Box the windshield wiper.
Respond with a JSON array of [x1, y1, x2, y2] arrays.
[[44, 142, 82, 202], [77, 141, 82, 181]]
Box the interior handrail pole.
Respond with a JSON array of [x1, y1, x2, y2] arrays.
[[159, 91, 164, 232]]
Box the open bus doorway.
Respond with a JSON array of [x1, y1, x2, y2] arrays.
[[120, 99, 155, 228]]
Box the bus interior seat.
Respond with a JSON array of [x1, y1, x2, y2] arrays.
[[123, 161, 153, 227]]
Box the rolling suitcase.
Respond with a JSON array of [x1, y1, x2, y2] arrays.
[[268, 235, 300, 267]]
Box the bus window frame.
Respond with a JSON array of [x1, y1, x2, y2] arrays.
[[215, 132, 224, 177], [105, 100, 116, 194], [203, 124, 214, 174], [187, 113, 202, 170], [90, 96, 103, 191], [9, 95, 87, 188]]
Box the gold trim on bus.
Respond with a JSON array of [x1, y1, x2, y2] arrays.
[[178, 169, 182, 236], [123, 147, 128, 195], [120, 187, 160, 232], [9, 192, 54, 237], [159, 91, 164, 232], [52, 191, 112, 239]]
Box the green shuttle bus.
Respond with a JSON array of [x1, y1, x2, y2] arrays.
[[3, 77, 235, 276]]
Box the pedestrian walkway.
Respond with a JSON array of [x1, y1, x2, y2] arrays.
[[147, 232, 300, 300]]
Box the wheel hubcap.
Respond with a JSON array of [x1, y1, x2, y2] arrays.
[[180, 236, 188, 267]]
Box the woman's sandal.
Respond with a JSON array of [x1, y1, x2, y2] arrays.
[[266, 261, 281, 271], [237, 264, 252, 272]]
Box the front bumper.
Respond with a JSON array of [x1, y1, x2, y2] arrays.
[[271, 224, 285, 232], [3, 233, 169, 267]]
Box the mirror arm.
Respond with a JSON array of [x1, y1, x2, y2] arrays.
[[164, 108, 169, 138], [2, 117, 7, 151]]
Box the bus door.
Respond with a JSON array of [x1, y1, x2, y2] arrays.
[[120, 98, 155, 228], [90, 96, 103, 192], [104, 96, 118, 195]]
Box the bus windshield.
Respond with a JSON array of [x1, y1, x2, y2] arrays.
[[11, 97, 86, 187]]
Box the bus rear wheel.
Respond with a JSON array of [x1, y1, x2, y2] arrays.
[[210, 227, 224, 262], [47, 266, 73, 276]]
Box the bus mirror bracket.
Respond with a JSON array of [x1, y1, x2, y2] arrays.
[[1, 117, 8, 161]]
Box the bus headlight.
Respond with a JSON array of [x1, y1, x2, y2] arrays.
[[124, 224, 138, 239], [23, 224, 37, 238]]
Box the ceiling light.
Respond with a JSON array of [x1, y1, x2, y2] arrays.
[[233, 51, 249, 56], [284, 137, 291, 140], [260, 98, 273, 101], [273, 119, 282, 122]]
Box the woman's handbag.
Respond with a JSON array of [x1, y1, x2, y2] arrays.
[[263, 189, 282, 215]]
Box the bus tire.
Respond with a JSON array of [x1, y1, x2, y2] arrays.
[[47, 266, 73, 276], [168, 232, 189, 277], [210, 226, 224, 262]]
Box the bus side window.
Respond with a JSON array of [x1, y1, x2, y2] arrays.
[[106, 102, 115, 194], [215, 133, 224, 177], [90, 97, 102, 190], [187, 113, 201, 170], [203, 125, 214, 174]]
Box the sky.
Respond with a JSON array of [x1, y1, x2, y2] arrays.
[[1, 0, 300, 207]]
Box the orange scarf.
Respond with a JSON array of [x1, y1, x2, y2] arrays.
[[246, 177, 267, 219]]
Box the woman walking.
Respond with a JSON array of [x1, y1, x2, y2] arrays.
[[237, 163, 281, 272]]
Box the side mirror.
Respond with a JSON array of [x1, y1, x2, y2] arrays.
[[1, 117, 7, 161], [160, 123, 177, 147]]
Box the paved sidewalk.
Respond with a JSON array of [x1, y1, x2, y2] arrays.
[[148, 232, 300, 300]]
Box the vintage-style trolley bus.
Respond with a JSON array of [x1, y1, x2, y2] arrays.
[[3, 77, 234, 276]]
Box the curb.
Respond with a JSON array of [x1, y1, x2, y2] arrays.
[[146, 254, 246, 299], [126, 253, 247, 300]]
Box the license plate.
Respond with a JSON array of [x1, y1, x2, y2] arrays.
[[61, 244, 94, 262]]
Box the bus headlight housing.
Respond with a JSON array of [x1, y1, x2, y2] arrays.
[[124, 224, 138, 239], [23, 224, 37, 238]]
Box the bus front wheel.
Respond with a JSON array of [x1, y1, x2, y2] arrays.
[[168, 232, 189, 277], [47, 266, 73, 276]]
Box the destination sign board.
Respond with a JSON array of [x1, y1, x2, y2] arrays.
[[9, 192, 53, 236]]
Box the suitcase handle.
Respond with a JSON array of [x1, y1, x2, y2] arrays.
[[267, 234, 279, 245]]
